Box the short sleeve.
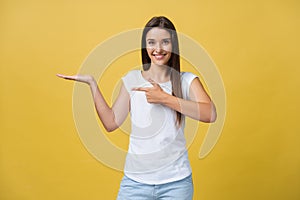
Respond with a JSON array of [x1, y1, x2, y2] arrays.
[[121, 70, 141, 96], [181, 72, 198, 100], [121, 72, 132, 94]]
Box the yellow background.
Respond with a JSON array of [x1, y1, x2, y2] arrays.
[[1, 0, 299, 199]]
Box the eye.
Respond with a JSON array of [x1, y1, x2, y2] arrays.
[[162, 39, 170, 45], [147, 41, 155, 45]]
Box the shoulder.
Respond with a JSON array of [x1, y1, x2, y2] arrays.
[[121, 70, 142, 93], [123, 70, 140, 79], [122, 69, 141, 83], [180, 72, 198, 99], [181, 72, 198, 86]]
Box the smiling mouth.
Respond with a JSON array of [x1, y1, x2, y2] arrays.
[[153, 53, 167, 60]]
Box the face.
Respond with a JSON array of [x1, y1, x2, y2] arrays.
[[145, 27, 172, 66]]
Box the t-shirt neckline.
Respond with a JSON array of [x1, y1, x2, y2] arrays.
[[139, 70, 171, 85]]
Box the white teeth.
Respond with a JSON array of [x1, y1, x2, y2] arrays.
[[154, 55, 164, 59]]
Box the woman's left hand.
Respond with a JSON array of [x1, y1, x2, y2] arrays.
[[132, 79, 168, 104]]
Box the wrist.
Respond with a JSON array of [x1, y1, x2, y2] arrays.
[[88, 76, 96, 86], [160, 92, 172, 105]]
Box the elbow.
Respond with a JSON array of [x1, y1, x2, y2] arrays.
[[199, 102, 217, 123], [206, 104, 217, 123], [103, 124, 118, 132], [209, 111, 217, 123], [105, 127, 115, 132], [208, 101, 217, 123], [101, 111, 119, 132], [200, 114, 217, 123], [209, 105, 217, 123]]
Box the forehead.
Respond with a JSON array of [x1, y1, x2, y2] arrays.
[[146, 27, 171, 39]]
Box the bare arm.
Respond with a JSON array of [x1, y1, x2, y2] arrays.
[[133, 78, 216, 123], [57, 74, 130, 131], [164, 78, 216, 122]]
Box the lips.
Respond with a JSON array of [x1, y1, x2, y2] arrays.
[[153, 53, 167, 60]]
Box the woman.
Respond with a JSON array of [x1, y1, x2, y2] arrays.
[[57, 16, 216, 200]]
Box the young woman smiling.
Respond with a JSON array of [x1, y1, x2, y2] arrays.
[[57, 16, 216, 200]]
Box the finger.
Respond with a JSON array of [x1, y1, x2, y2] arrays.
[[132, 87, 149, 92], [56, 74, 76, 80], [148, 79, 159, 87], [56, 74, 65, 78]]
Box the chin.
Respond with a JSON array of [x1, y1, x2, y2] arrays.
[[152, 61, 168, 66]]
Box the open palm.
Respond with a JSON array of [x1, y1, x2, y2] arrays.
[[56, 74, 94, 85]]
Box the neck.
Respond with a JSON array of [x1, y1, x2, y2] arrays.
[[146, 63, 170, 83]]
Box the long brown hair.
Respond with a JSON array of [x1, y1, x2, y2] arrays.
[[141, 16, 183, 126]]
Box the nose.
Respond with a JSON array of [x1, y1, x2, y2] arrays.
[[154, 43, 163, 53]]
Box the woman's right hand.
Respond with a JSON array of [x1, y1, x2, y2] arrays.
[[56, 74, 95, 85]]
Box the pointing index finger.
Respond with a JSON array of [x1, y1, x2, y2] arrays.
[[56, 74, 75, 80], [132, 87, 149, 92], [148, 78, 158, 86]]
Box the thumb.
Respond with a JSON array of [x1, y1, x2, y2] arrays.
[[148, 78, 159, 87]]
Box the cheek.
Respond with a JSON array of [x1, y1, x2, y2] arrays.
[[146, 48, 153, 57], [164, 44, 172, 53]]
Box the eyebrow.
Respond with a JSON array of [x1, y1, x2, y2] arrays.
[[146, 38, 171, 41]]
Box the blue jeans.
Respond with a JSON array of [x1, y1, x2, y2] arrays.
[[117, 174, 194, 200]]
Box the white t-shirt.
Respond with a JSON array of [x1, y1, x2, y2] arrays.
[[121, 70, 197, 185]]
